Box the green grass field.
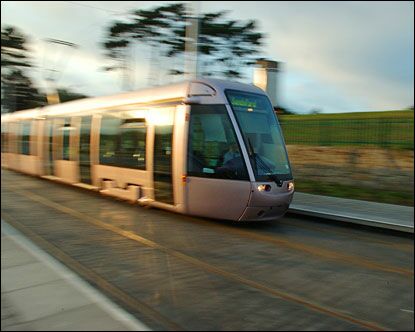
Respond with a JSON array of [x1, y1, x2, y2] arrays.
[[279, 110, 414, 149], [279, 109, 414, 120]]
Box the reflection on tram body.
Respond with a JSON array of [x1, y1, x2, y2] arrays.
[[1, 79, 294, 221]]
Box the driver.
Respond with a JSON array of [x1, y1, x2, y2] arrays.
[[223, 143, 240, 164]]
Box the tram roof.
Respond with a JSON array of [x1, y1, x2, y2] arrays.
[[1, 78, 266, 122]]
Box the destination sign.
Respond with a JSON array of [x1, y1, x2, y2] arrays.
[[226, 90, 269, 112], [229, 96, 257, 109]]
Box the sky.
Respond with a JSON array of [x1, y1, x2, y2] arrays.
[[1, 1, 414, 114]]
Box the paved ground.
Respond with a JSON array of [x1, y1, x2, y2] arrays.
[[1, 170, 414, 331]]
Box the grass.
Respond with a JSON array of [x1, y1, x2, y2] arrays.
[[295, 178, 414, 207], [278, 110, 414, 149], [278, 109, 414, 121]]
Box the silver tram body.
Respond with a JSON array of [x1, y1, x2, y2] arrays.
[[1, 79, 294, 221]]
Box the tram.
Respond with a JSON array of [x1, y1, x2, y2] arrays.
[[1, 78, 294, 221]]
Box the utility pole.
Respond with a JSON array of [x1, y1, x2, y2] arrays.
[[184, 1, 200, 80]]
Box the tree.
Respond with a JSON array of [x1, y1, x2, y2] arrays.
[[102, 3, 264, 82], [2, 69, 46, 112], [310, 108, 322, 115], [57, 88, 88, 102], [1, 26, 32, 69], [1, 26, 46, 113]]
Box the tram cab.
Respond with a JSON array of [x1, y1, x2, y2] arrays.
[[184, 80, 294, 221]]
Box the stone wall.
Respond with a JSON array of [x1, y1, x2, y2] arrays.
[[286, 145, 414, 194]]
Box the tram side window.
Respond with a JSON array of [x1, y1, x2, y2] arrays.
[[21, 121, 31, 155], [62, 118, 71, 160], [187, 105, 249, 180], [99, 116, 146, 170], [1, 124, 8, 153], [100, 116, 120, 165], [118, 120, 146, 169], [9, 123, 17, 153]]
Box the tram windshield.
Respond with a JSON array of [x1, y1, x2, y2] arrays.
[[226, 90, 292, 182], [187, 104, 249, 181]]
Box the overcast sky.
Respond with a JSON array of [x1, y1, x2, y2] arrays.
[[1, 1, 414, 114]]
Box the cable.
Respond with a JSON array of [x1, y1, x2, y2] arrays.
[[63, 1, 123, 14]]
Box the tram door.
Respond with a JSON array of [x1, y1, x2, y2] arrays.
[[79, 116, 92, 184], [152, 108, 175, 205], [153, 125, 174, 204]]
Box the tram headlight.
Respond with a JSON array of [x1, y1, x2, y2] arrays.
[[257, 184, 272, 192], [287, 182, 294, 191]]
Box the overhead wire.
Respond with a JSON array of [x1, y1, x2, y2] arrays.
[[39, 1, 135, 93]]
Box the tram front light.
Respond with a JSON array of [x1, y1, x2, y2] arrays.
[[257, 184, 271, 192]]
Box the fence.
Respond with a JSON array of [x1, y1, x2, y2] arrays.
[[279, 117, 414, 149]]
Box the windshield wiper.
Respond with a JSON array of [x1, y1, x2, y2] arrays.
[[256, 154, 283, 187], [247, 138, 283, 187]]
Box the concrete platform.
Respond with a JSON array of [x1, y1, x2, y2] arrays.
[[1, 220, 150, 331], [290, 192, 414, 233]]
